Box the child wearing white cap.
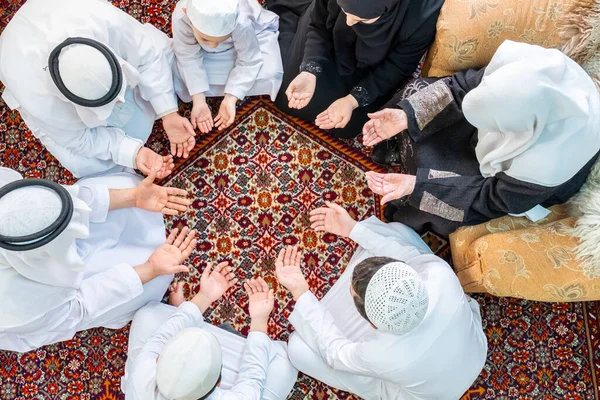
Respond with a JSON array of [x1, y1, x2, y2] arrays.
[[274, 202, 488, 400], [172, 0, 284, 133], [122, 263, 298, 400]]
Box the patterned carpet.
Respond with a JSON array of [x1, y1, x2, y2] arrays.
[[1, 1, 600, 400]]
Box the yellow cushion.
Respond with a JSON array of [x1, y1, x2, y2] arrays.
[[422, 0, 578, 77], [450, 207, 600, 302]]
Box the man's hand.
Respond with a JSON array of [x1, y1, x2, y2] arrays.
[[365, 171, 417, 204], [362, 109, 408, 147], [275, 246, 309, 301], [215, 94, 237, 131], [136, 148, 174, 179], [285, 72, 316, 110], [310, 202, 357, 238], [244, 277, 274, 334], [315, 95, 358, 130], [193, 261, 239, 313], [191, 93, 214, 134], [134, 170, 191, 216], [162, 112, 196, 158], [135, 227, 197, 283]]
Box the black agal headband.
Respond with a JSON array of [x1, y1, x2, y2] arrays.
[[0, 179, 74, 251], [48, 37, 123, 107]]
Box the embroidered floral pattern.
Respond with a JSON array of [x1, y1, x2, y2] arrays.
[[407, 79, 454, 130], [299, 61, 323, 75], [350, 86, 371, 107]]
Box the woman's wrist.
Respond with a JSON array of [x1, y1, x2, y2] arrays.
[[345, 94, 359, 110]]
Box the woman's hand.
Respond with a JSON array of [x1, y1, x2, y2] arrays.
[[134, 170, 191, 215], [275, 246, 309, 301], [135, 148, 174, 179], [310, 202, 357, 238], [191, 93, 214, 134], [362, 109, 408, 147], [215, 94, 237, 131], [193, 261, 239, 312], [285, 72, 317, 110], [245, 277, 274, 333], [365, 171, 416, 204], [315, 95, 358, 130], [162, 112, 197, 158]]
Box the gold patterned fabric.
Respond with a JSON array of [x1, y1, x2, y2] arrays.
[[422, 0, 582, 77], [450, 205, 600, 302]]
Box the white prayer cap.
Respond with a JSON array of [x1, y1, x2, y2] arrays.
[[0, 187, 62, 238], [156, 328, 222, 400], [58, 44, 114, 101], [365, 262, 429, 334], [186, 0, 239, 37]]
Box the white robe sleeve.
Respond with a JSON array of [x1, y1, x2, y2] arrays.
[[172, 6, 210, 97], [348, 218, 427, 262], [21, 110, 142, 173], [127, 302, 204, 400], [225, 22, 263, 100], [217, 332, 274, 400], [288, 291, 375, 376], [74, 184, 110, 223]]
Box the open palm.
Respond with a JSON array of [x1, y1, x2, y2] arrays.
[[135, 171, 191, 215], [275, 246, 309, 300], [245, 277, 274, 321], [148, 227, 197, 276], [285, 72, 316, 110], [365, 172, 416, 205], [362, 109, 408, 147], [200, 261, 238, 304], [309, 202, 357, 238]]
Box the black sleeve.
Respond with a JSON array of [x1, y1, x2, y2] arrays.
[[299, 0, 333, 76], [350, 13, 438, 107], [398, 68, 485, 142], [408, 168, 555, 225]]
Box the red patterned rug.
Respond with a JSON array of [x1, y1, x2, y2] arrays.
[[1, 1, 600, 400]]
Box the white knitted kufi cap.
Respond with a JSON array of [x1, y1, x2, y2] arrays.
[[186, 0, 238, 37], [0, 187, 62, 238], [58, 44, 114, 100], [156, 328, 222, 400], [365, 262, 429, 334]]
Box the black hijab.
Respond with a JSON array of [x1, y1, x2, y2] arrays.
[[331, 0, 441, 75]]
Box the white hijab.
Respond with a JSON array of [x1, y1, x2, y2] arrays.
[[0, 168, 91, 329], [463, 41, 600, 187]]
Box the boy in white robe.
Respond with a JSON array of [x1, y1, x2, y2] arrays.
[[0, 0, 196, 179], [274, 202, 488, 400], [172, 0, 283, 132], [0, 167, 194, 352], [122, 270, 298, 399]]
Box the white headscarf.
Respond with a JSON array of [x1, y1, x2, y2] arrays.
[[0, 168, 91, 329], [463, 41, 600, 187]]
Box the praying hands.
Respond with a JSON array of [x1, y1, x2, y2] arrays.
[[365, 171, 416, 204], [362, 108, 408, 147]]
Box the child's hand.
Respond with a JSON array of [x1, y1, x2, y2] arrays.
[[245, 277, 274, 334], [193, 261, 238, 312], [191, 93, 214, 134], [215, 94, 237, 131]]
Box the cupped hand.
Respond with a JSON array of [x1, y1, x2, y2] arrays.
[[215, 95, 237, 131], [285, 72, 316, 110], [365, 171, 417, 204], [310, 201, 357, 238], [191, 96, 214, 134], [315, 95, 357, 130], [162, 112, 196, 158], [148, 227, 197, 276], [362, 109, 408, 147], [275, 246, 309, 301], [134, 170, 191, 216], [136, 148, 174, 179], [245, 277, 274, 322]]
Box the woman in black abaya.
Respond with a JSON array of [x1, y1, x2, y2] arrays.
[[266, 0, 444, 138]]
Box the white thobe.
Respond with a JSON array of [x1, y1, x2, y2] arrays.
[[0, 0, 178, 178], [0, 172, 171, 352], [287, 217, 488, 400], [172, 0, 283, 101], [123, 302, 298, 400]]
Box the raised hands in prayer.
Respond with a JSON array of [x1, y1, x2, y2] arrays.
[[191, 93, 214, 134], [365, 171, 416, 204], [244, 277, 274, 333], [134, 169, 191, 216], [192, 261, 239, 312], [285, 72, 317, 110], [315, 95, 358, 130], [362, 109, 408, 147], [309, 201, 357, 238], [215, 94, 237, 131], [275, 246, 309, 301], [168, 281, 186, 307], [162, 112, 197, 159], [136, 148, 174, 179]]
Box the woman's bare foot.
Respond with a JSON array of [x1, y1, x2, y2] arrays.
[[169, 282, 186, 307]]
